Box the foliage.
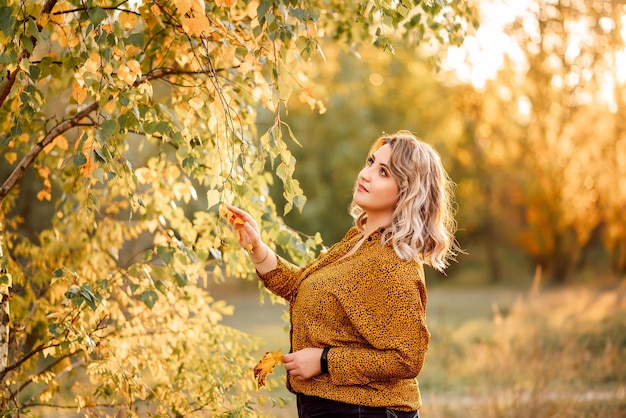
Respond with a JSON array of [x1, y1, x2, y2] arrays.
[[0, 0, 476, 415], [441, 0, 626, 281]]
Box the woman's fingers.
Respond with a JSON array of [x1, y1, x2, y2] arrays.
[[222, 205, 263, 251], [226, 204, 252, 222]]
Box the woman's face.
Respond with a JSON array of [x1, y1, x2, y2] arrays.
[[353, 143, 399, 218]]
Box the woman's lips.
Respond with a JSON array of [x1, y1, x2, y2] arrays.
[[357, 183, 368, 192]]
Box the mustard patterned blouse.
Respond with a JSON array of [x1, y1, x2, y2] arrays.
[[258, 226, 430, 411]]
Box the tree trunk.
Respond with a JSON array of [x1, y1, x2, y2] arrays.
[[0, 222, 9, 378]]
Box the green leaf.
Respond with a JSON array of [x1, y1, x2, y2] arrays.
[[29, 64, 41, 80], [0, 7, 16, 36], [20, 35, 34, 54], [53, 268, 64, 278], [89, 7, 108, 26], [126, 32, 144, 47], [74, 152, 87, 167], [174, 272, 189, 287], [64, 285, 80, 299], [157, 245, 174, 264], [154, 279, 167, 295], [141, 290, 158, 308], [97, 119, 119, 143], [25, 16, 39, 38], [257, 0, 271, 24], [96, 279, 109, 291], [48, 323, 63, 338]]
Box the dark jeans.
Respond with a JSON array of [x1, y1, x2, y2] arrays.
[[296, 394, 420, 418]]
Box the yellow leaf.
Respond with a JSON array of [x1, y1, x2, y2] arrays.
[[207, 189, 220, 209], [44, 135, 69, 153], [216, 0, 237, 8], [150, 4, 162, 16], [253, 350, 283, 388], [119, 11, 138, 30], [189, 97, 204, 110], [118, 64, 136, 85], [246, 0, 259, 19], [135, 167, 156, 184], [175, 0, 194, 14], [127, 59, 141, 76], [219, 204, 245, 227], [4, 152, 17, 164], [182, 15, 210, 37], [36, 189, 52, 201], [84, 55, 100, 73], [49, 1, 70, 25], [72, 80, 87, 104]]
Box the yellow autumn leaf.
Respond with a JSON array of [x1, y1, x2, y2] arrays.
[[118, 64, 136, 85], [84, 55, 100, 73], [150, 4, 162, 16], [219, 205, 245, 227], [72, 80, 87, 104], [44, 135, 69, 154], [175, 0, 194, 14], [216, 0, 237, 8], [135, 167, 156, 184], [49, 1, 70, 25], [5, 152, 18, 164], [127, 59, 141, 76], [182, 15, 210, 37], [36, 189, 52, 202], [253, 349, 283, 388], [119, 11, 138, 30], [189, 97, 204, 110]]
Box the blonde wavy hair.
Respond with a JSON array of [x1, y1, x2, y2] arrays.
[[351, 130, 459, 272]]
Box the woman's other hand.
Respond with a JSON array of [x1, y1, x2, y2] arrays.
[[282, 348, 325, 381]]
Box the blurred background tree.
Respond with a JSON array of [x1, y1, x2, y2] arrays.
[[273, 0, 626, 284]]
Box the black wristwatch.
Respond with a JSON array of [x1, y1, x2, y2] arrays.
[[320, 347, 330, 374]]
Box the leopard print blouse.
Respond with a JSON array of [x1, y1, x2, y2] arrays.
[[258, 226, 430, 411]]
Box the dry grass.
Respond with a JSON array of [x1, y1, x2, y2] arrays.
[[419, 281, 626, 418]]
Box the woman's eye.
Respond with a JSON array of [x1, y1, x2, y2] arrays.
[[379, 168, 387, 176], [366, 156, 374, 166]]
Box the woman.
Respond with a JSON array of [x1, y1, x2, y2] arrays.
[[225, 130, 459, 417]]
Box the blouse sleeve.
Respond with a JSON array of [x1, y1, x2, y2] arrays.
[[328, 258, 430, 386], [256, 255, 304, 301]]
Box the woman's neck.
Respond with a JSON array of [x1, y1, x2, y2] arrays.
[[362, 212, 392, 236]]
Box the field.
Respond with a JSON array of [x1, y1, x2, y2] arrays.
[[214, 278, 626, 418]]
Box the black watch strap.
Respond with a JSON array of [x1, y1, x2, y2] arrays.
[[320, 347, 330, 374]]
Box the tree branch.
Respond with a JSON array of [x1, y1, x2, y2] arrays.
[[0, 101, 98, 204], [0, 0, 58, 109], [0, 65, 227, 205]]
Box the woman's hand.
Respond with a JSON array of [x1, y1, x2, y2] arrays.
[[222, 205, 262, 253], [282, 348, 324, 380], [221, 205, 277, 272]]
